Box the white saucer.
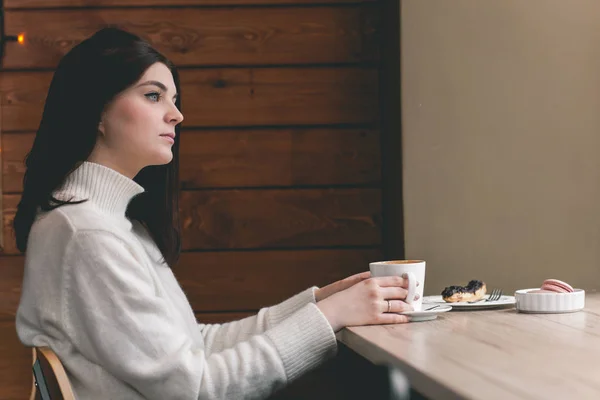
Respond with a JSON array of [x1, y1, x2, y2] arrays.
[[423, 295, 516, 310], [400, 304, 452, 322]]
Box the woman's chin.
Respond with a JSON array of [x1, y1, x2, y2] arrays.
[[149, 152, 174, 166]]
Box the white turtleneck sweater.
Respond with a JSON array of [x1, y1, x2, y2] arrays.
[[16, 161, 337, 400]]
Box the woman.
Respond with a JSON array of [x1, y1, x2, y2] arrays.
[[14, 28, 413, 400]]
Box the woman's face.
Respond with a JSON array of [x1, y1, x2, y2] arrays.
[[90, 62, 184, 178]]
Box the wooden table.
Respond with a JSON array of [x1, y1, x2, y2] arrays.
[[337, 293, 600, 400]]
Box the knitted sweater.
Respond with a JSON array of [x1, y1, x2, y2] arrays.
[[16, 161, 337, 400]]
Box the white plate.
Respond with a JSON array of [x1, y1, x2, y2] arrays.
[[423, 295, 516, 310], [400, 304, 452, 322]]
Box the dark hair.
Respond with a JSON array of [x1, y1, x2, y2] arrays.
[[13, 27, 182, 266]]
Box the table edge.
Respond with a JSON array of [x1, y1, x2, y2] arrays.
[[337, 327, 469, 400]]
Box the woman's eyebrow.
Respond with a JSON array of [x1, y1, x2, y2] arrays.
[[136, 80, 178, 97]]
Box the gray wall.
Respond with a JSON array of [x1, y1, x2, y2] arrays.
[[401, 0, 600, 295]]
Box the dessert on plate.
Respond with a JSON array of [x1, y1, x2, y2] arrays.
[[528, 279, 574, 294], [441, 280, 487, 303]]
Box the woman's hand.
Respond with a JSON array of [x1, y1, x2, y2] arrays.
[[314, 271, 371, 302], [317, 276, 414, 332]]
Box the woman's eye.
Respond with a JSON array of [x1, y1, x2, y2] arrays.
[[145, 92, 161, 102]]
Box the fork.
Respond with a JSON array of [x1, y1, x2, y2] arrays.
[[468, 288, 503, 304]]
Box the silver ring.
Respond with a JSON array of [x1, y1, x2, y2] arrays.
[[387, 300, 392, 313]]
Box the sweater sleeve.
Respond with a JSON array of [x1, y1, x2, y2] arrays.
[[63, 230, 337, 400], [199, 287, 319, 354]]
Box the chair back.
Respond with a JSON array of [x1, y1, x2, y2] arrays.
[[31, 346, 76, 400]]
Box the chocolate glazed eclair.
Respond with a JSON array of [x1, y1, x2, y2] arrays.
[[441, 280, 487, 303]]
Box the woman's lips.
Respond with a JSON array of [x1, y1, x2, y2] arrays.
[[160, 133, 175, 143]]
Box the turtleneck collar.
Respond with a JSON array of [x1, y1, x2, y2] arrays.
[[54, 161, 145, 217]]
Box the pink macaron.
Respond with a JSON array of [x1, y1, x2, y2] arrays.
[[540, 279, 574, 293]]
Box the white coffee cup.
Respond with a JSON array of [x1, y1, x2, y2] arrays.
[[369, 260, 426, 312]]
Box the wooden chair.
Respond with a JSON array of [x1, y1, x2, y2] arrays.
[[30, 346, 76, 400]]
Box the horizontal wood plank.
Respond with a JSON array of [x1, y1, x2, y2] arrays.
[[0, 319, 32, 400], [0, 134, 29, 193], [6, 0, 376, 8], [0, 256, 24, 318], [176, 248, 380, 310], [180, 128, 381, 188], [0, 68, 378, 131], [3, 128, 381, 192], [4, 6, 379, 68], [2, 196, 19, 255], [2, 189, 380, 254], [180, 188, 381, 250], [1, 248, 379, 317], [179, 68, 379, 127], [0, 258, 25, 400]]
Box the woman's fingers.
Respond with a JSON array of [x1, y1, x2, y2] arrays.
[[352, 271, 372, 280], [371, 275, 418, 288], [378, 313, 410, 325], [383, 300, 413, 313], [341, 271, 371, 287], [316, 271, 372, 302], [380, 286, 409, 301]]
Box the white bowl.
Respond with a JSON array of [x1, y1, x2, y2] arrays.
[[514, 288, 585, 314]]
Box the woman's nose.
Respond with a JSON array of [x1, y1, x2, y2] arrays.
[[166, 105, 184, 125]]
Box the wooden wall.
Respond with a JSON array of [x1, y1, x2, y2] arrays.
[[0, 0, 388, 398]]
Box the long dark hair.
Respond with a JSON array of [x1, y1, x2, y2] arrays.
[[13, 27, 182, 266]]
